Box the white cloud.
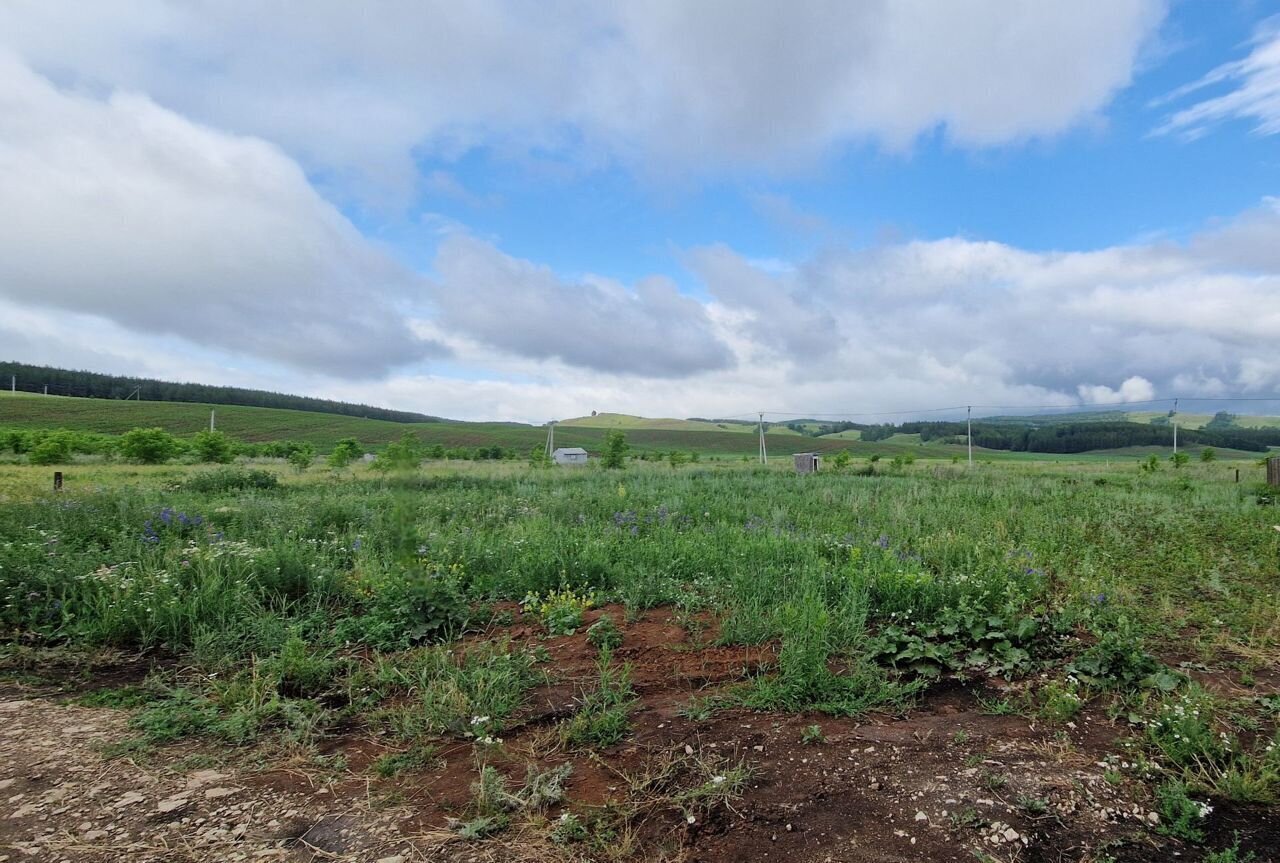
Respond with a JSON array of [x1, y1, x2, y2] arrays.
[[9, 197, 1279, 423], [1155, 15, 1280, 139], [1078, 376, 1156, 405], [0, 53, 440, 377], [0, 1, 1166, 199], [429, 235, 733, 377]]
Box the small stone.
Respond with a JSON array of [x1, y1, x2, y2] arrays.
[[1147, 812, 1160, 825], [914, 811, 928, 822], [1003, 827, 1021, 843], [376, 857, 405, 863], [204, 787, 240, 800]]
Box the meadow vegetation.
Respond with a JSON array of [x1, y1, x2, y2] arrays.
[[0, 451, 1277, 858]]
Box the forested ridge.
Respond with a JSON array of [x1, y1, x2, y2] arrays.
[[0, 361, 438, 424]]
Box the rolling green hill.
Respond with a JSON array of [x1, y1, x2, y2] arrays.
[[557, 412, 801, 435], [3, 391, 1272, 461]]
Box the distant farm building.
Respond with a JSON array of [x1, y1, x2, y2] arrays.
[[793, 452, 822, 474], [553, 447, 589, 466]]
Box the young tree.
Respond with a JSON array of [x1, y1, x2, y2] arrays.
[[327, 437, 364, 469], [371, 431, 423, 473], [192, 429, 235, 463], [601, 430, 628, 469], [287, 442, 316, 473], [667, 450, 689, 468], [1170, 451, 1190, 469], [119, 427, 180, 464], [831, 450, 852, 471], [528, 445, 552, 469], [1199, 447, 1216, 463]]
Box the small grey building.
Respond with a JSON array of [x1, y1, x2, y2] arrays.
[[793, 452, 822, 474], [552, 446, 589, 466]]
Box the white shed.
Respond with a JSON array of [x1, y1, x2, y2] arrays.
[[552, 446, 589, 466]]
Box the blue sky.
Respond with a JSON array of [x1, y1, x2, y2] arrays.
[[1, 1, 1279, 422]]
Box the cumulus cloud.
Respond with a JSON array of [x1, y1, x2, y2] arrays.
[[0, 1, 1165, 198], [680, 202, 1280, 408], [429, 235, 732, 377], [1154, 15, 1280, 139], [0, 53, 440, 377], [1078, 376, 1156, 405]]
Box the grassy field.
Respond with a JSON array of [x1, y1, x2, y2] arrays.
[[1, 456, 1277, 860]]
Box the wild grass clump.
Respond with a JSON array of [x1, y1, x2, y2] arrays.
[[376, 640, 541, 739], [561, 650, 637, 748], [741, 593, 921, 716]]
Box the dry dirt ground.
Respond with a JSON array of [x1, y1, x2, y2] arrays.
[[2, 607, 1277, 863]]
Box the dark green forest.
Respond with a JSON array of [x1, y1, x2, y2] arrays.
[[0, 361, 438, 424]]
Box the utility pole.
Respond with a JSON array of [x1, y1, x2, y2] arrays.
[[967, 405, 973, 468], [210, 409, 216, 432], [545, 421, 555, 457], [9, 376, 13, 392], [1171, 398, 1179, 455], [757, 413, 768, 465], [43, 385, 47, 395]]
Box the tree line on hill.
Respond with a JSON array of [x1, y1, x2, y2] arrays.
[[872, 420, 1280, 453], [0, 361, 437, 424], [782, 414, 1279, 453]]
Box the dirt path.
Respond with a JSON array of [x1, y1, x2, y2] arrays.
[[0, 697, 438, 863]]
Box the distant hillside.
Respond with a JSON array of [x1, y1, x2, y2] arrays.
[[557, 413, 802, 435], [0, 361, 438, 424]]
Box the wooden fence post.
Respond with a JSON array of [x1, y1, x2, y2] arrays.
[[53, 471, 63, 491], [1268, 457, 1280, 488]]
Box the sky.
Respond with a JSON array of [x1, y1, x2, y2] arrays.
[[2, 1, 1279, 424]]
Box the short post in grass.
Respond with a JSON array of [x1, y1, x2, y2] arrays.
[[53, 471, 63, 491], [1268, 457, 1280, 488]]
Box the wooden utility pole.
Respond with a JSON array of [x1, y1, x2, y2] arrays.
[[758, 413, 768, 465], [1267, 457, 1280, 488], [967, 405, 973, 468]]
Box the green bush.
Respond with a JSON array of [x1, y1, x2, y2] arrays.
[[119, 427, 180, 464], [183, 467, 279, 493], [192, 430, 236, 464], [586, 614, 623, 651], [27, 433, 74, 465], [343, 568, 468, 650]]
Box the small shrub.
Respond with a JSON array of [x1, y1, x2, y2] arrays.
[[551, 812, 588, 844], [522, 588, 595, 637], [801, 724, 825, 745], [192, 430, 236, 464], [586, 614, 623, 651], [347, 568, 468, 649], [1155, 779, 1209, 843], [119, 427, 180, 464], [1037, 677, 1085, 723]]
